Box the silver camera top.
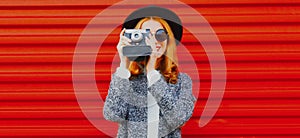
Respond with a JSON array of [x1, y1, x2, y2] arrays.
[[124, 29, 150, 43]]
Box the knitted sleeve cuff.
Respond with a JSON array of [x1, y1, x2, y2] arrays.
[[115, 67, 131, 79], [147, 70, 161, 87]]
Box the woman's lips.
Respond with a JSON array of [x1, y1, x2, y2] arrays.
[[156, 46, 161, 51]]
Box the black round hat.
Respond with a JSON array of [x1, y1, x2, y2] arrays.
[[122, 6, 183, 45]]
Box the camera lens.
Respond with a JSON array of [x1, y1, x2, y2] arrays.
[[131, 31, 143, 42], [134, 34, 139, 38]]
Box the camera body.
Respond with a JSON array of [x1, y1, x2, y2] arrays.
[[122, 29, 152, 61]]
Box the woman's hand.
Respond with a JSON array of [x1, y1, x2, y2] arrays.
[[145, 33, 159, 73], [117, 28, 131, 69]]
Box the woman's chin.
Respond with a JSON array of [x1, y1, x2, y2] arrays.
[[157, 53, 163, 58]]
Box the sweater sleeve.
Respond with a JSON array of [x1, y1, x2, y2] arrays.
[[103, 72, 131, 123], [147, 73, 196, 131]]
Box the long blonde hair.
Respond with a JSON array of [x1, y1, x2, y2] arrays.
[[128, 17, 179, 84]]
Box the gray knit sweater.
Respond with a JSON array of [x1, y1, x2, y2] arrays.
[[103, 72, 196, 137]]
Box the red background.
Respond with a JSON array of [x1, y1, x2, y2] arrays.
[[0, 0, 300, 137]]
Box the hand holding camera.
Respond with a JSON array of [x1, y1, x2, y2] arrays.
[[117, 28, 132, 69], [122, 29, 152, 62]]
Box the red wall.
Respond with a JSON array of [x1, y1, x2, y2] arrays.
[[0, 0, 300, 137]]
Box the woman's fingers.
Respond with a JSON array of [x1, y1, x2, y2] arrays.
[[119, 28, 131, 43], [145, 37, 150, 46], [146, 34, 155, 48], [119, 36, 131, 47], [122, 41, 131, 46], [117, 28, 131, 64], [146, 35, 160, 58], [121, 36, 132, 44], [118, 34, 132, 50], [120, 28, 126, 37], [118, 28, 131, 47]]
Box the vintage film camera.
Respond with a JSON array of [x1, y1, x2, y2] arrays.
[[122, 29, 152, 61]]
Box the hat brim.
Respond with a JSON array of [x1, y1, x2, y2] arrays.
[[122, 6, 183, 46]]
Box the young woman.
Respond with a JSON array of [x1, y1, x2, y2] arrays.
[[103, 6, 196, 138]]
